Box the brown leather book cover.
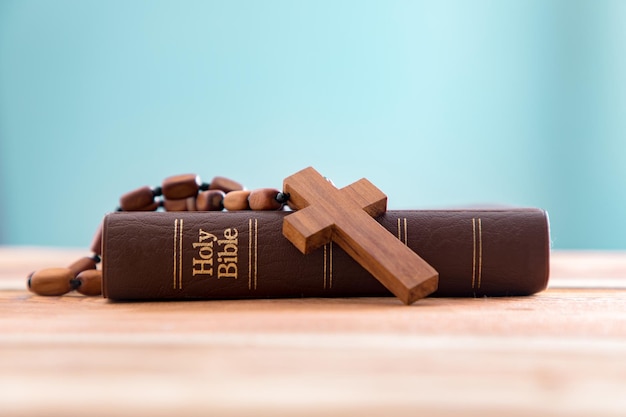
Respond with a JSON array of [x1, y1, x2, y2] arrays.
[[102, 209, 550, 300]]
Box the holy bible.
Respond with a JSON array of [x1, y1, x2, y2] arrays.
[[101, 209, 550, 300]]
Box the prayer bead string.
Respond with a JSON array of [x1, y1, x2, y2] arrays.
[[27, 173, 289, 297]]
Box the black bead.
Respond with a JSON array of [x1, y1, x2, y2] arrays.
[[276, 192, 290, 204]]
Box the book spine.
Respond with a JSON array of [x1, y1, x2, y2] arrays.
[[102, 209, 550, 300]]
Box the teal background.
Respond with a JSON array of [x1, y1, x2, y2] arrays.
[[0, 0, 625, 249]]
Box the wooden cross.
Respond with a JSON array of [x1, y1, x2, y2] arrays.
[[282, 167, 439, 305]]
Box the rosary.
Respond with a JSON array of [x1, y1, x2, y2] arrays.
[[27, 167, 439, 305]]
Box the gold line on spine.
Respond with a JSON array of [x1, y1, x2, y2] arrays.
[[173, 219, 178, 290], [178, 219, 184, 290], [397, 218, 402, 241], [471, 218, 483, 289], [397, 218, 408, 245], [323, 241, 334, 289], [248, 219, 252, 290], [248, 218, 259, 290], [403, 218, 408, 246], [329, 241, 333, 289], [173, 219, 183, 290], [472, 218, 476, 289], [478, 218, 483, 289], [254, 218, 258, 290], [323, 244, 327, 290]]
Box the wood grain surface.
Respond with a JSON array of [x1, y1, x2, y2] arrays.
[[1, 247, 625, 417]]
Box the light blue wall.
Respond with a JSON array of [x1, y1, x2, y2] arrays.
[[1, 0, 625, 249]]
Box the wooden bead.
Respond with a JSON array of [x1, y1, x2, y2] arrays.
[[162, 174, 199, 199], [29, 268, 73, 296], [223, 190, 251, 210], [186, 197, 197, 211], [75, 270, 102, 296], [90, 222, 103, 255], [120, 186, 154, 211], [137, 201, 160, 211], [68, 256, 97, 277], [249, 188, 283, 210], [163, 198, 188, 211], [196, 190, 225, 211], [209, 176, 244, 193]]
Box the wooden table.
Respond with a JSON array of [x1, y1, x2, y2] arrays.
[[1, 247, 625, 417]]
